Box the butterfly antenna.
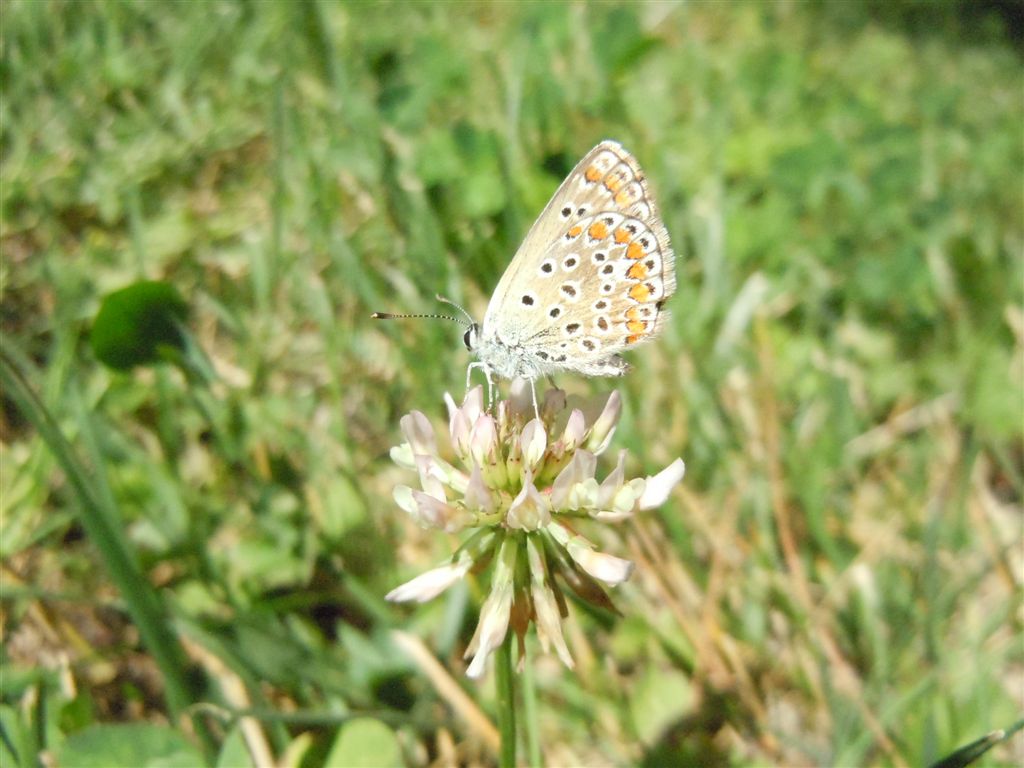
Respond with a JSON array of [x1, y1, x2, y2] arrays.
[[434, 294, 475, 327], [371, 310, 463, 324], [371, 295, 475, 329]]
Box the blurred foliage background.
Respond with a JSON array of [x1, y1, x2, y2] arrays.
[[1, 1, 1022, 766]]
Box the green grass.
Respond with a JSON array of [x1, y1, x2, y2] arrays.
[[2, 1, 1022, 766]]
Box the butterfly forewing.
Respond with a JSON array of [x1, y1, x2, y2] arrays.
[[480, 141, 675, 377]]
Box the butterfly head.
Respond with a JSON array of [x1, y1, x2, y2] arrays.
[[463, 323, 481, 352]]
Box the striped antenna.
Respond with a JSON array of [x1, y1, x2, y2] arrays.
[[371, 295, 474, 328]]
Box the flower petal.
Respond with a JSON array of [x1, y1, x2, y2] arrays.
[[547, 522, 634, 585], [443, 391, 459, 422], [393, 485, 416, 515], [527, 537, 574, 669], [584, 390, 622, 455], [447, 388, 483, 460], [551, 449, 597, 509], [589, 479, 643, 521], [464, 537, 517, 678], [438, 460, 469, 494], [597, 450, 627, 509], [465, 586, 512, 679], [520, 419, 548, 471], [386, 552, 473, 603], [508, 378, 534, 419], [590, 508, 632, 523], [570, 546, 634, 585], [470, 413, 498, 466], [610, 478, 645, 517], [571, 478, 599, 509], [638, 458, 686, 509], [461, 386, 484, 425], [506, 469, 551, 531], [561, 409, 586, 452], [411, 490, 466, 532], [449, 409, 472, 461], [389, 442, 415, 470], [400, 411, 436, 456], [463, 462, 495, 514], [414, 455, 448, 502]]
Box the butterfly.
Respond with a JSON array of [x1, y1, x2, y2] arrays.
[[376, 140, 675, 411]]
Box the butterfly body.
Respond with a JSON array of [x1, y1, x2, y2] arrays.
[[466, 140, 675, 391]]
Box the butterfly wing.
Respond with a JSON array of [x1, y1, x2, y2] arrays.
[[481, 140, 675, 377]]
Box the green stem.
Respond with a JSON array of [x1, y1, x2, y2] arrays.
[[495, 634, 517, 768], [521, 642, 541, 767]]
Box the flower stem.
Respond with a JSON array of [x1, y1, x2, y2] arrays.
[[495, 633, 517, 768], [522, 642, 542, 767]]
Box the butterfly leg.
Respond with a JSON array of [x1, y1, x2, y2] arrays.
[[466, 361, 498, 409], [485, 366, 496, 409], [529, 378, 540, 420]]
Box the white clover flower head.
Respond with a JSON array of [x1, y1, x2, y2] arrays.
[[386, 383, 686, 678]]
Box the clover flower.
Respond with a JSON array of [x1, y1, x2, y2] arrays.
[[386, 380, 686, 679]]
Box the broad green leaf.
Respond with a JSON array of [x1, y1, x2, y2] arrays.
[[56, 724, 202, 768], [215, 724, 256, 768], [324, 718, 402, 768], [90, 281, 188, 371]]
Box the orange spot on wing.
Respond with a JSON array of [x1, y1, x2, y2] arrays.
[[588, 221, 609, 240], [626, 241, 644, 259], [614, 189, 635, 207], [627, 320, 646, 334], [629, 283, 651, 302], [567, 224, 583, 238], [585, 165, 603, 183], [604, 175, 623, 193], [627, 262, 648, 279], [626, 334, 642, 344], [625, 307, 641, 321], [614, 227, 631, 244]]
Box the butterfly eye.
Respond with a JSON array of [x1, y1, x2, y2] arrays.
[[463, 326, 477, 350]]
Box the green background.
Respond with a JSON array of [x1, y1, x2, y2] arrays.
[[2, 1, 1021, 766]]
